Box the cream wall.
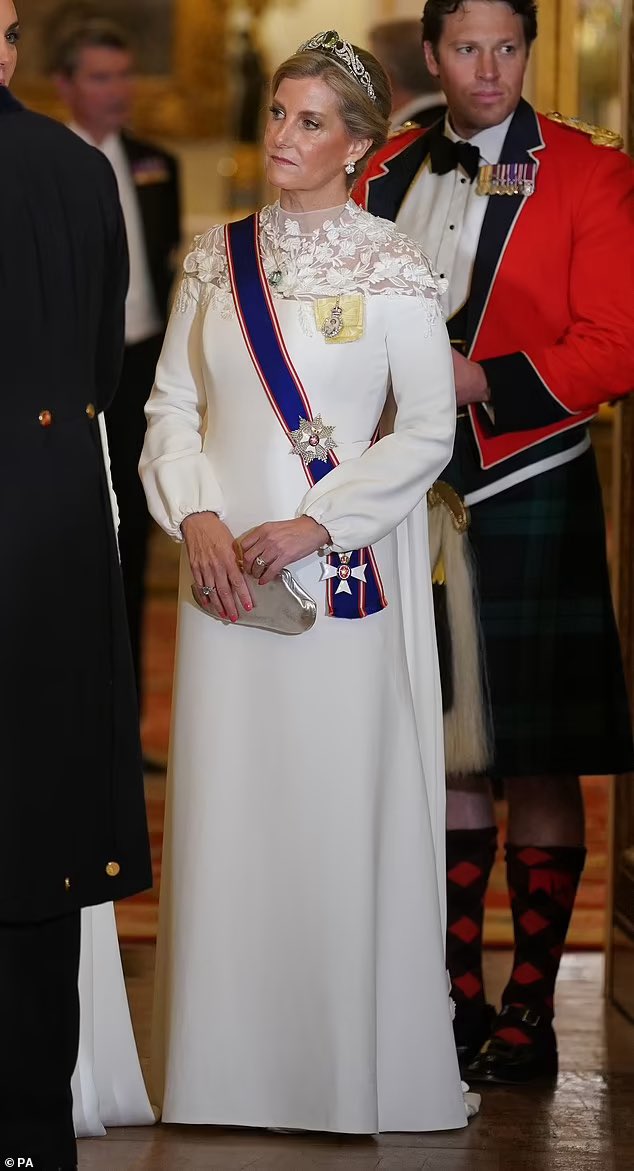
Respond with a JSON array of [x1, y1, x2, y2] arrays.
[[260, 0, 393, 67], [259, 0, 534, 99]]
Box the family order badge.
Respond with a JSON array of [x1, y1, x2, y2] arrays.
[[314, 294, 365, 344]]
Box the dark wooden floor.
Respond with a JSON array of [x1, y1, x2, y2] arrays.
[[76, 948, 634, 1170]]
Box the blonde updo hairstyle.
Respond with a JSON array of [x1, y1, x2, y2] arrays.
[[271, 45, 392, 188]]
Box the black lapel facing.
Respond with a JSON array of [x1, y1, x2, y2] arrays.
[[366, 123, 442, 221], [466, 100, 545, 352], [0, 87, 23, 115]]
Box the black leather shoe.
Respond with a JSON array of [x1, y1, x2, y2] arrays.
[[454, 1001, 497, 1073], [466, 1005, 558, 1084]]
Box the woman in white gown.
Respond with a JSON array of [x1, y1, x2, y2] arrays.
[[141, 31, 470, 1134]]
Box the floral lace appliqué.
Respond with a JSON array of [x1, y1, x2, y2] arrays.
[[174, 224, 232, 316], [175, 202, 446, 334]]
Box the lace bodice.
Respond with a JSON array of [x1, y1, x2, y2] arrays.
[[174, 201, 447, 326]]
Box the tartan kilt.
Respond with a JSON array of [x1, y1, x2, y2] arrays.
[[466, 446, 634, 778]]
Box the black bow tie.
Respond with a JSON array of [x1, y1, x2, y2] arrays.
[[429, 134, 480, 182]]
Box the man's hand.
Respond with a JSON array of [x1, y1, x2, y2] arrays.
[[452, 350, 491, 407]]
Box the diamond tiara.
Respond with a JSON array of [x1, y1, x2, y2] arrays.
[[297, 30, 377, 104]]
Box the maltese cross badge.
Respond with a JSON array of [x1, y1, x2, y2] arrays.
[[320, 551, 367, 595]]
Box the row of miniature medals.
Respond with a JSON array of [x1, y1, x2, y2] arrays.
[[476, 161, 536, 196]]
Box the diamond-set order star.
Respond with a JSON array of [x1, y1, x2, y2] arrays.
[[289, 415, 337, 465]]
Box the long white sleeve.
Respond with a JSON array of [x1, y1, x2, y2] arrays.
[[139, 292, 225, 541], [299, 297, 456, 551]]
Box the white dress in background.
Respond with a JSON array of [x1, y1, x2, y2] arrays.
[[140, 201, 469, 1133], [71, 418, 155, 1138], [72, 905, 156, 1136]]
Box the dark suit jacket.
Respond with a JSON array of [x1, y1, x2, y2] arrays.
[[0, 86, 151, 921], [121, 131, 181, 324]]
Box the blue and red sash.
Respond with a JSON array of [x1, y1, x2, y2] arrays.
[[225, 212, 387, 619]]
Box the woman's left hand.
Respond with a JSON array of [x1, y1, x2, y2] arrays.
[[240, 517, 330, 585]]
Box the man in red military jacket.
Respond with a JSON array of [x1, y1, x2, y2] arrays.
[[356, 0, 634, 1084]]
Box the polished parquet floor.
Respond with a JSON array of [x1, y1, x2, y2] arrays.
[[78, 949, 634, 1171]]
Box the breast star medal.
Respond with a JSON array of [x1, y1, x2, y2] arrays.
[[289, 414, 337, 465], [320, 551, 367, 594]]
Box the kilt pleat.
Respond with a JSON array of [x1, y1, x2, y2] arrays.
[[466, 446, 634, 778]]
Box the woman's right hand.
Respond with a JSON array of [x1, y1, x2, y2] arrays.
[[181, 512, 253, 623]]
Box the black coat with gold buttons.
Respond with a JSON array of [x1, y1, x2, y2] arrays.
[[0, 87, 152, 922]]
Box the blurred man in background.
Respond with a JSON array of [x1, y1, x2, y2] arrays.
[[369, 18, 446, 129], [53, 18, 181, 766]]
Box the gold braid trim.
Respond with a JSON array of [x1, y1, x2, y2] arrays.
[[546, 111, 623, 150]]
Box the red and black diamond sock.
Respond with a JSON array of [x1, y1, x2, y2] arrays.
[[446, 826, 498, 1030], [497, 843, 587, 1047]]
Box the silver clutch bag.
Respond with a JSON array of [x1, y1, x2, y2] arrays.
[[191, 568, 317, 636]]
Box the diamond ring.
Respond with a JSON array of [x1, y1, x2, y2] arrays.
[[254, 556, 267, 569], [201, 585, 217, 596]]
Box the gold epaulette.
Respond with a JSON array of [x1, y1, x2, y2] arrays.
[[388, 119, 419, 138], [546, 111, 623, 150]]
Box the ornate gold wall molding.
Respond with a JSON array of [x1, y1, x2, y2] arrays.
[[606, 0, 634, 1010], [532, 0, 579, 113], [13, 0, 229, 139]]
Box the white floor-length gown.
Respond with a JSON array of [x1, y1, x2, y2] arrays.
[[140, 201, 470, 1133]]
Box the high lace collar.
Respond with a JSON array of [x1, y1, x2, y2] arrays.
[[272, 201, 350, 237], [175, 200, 446, 324]]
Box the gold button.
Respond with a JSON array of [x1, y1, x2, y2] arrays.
[[39, 409, 53, 428], [85, 402, 96, 419], [106, 860, 121, 877], [64, 877, 71, 891]]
